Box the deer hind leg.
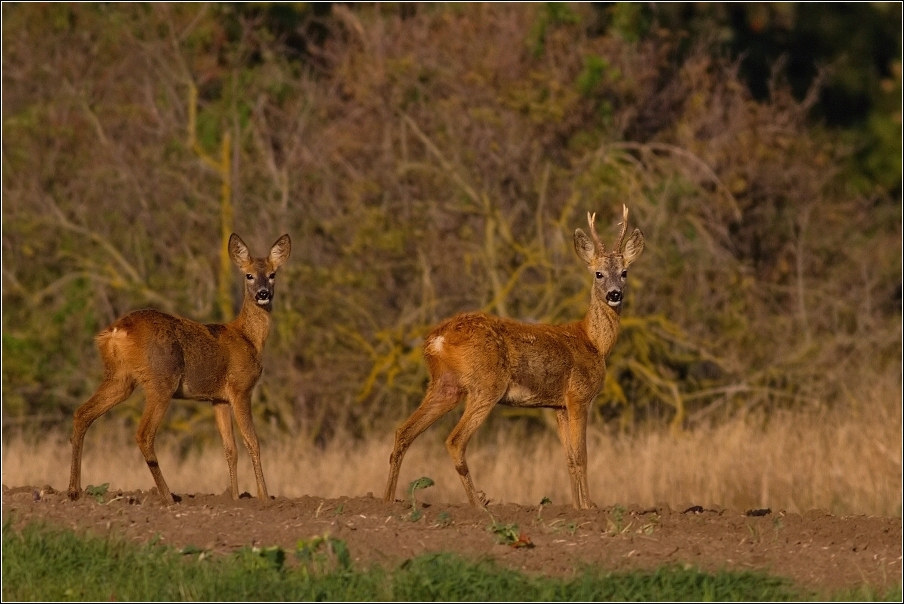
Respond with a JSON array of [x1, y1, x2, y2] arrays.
[[135, 383, 176, 503], [213, 402, 239, 500], [68, 374, 136, 500], [445, 389, 500, 507], [384, 374, 462, 503], [555, 402, 595, 510], [231, 394, 268, 501]]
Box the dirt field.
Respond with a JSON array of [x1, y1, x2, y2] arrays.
[[3, 484, 901, 596]]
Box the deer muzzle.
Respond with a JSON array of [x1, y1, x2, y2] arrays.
[[255, 289, 272, 305], [605, 290, 623, 307]]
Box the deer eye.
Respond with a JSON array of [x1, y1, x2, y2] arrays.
[[245, 274, 254, 280], [595, 272, 603, 279], [621, 270, 628, 278], [268, 273, 276, 280]]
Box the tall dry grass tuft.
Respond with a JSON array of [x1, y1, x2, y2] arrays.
[[3, 377, 899, 517]]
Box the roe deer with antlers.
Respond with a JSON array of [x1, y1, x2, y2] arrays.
[[384, 206, 643, 510], [67, 233, 291, 504]]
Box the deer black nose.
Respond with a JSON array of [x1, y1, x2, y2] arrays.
[[255, 290, 271, 301], [606, 290, 622, 304]]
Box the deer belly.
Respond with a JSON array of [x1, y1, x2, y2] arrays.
[[501, 383, 548, 407], [174, 361, 229, 401], [174, 377, 223, 401]]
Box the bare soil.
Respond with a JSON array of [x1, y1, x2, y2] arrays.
[[3, 485, 901, 595]]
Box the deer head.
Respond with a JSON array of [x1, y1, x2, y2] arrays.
[[229, 233, 291, 312], [573, 204, 645, 311]]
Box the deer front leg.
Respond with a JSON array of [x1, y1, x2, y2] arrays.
[[554, 408, 582, 509], [557, 401, 596, 510], [213, 402, 240, 500], [232, 394, 269, 501]]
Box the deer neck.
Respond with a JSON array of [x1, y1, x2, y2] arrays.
[[581, 291, 621, 358], [232, 298, 272, 353]]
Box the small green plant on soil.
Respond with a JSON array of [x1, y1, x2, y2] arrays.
[[629, 510, 661, 536], [607, 504, 632, 535], [544, 518, 580, 535], [85, 483, 109, 503], [406, 476, 434, 521], [434, 511, 453, 528], [534, 498, 585, 536], [639, 518, 658, 535], [484, 509, 535, 548]]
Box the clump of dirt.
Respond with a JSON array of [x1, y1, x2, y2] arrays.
[[3, 485, 901, 594]]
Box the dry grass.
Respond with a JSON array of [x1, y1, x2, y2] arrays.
[[3, 379, 900, 518]]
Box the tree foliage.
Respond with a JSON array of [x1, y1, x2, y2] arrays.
[[2, 3, 900, 444]]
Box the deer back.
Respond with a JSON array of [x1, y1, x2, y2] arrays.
[[425, 313, 606, 407]]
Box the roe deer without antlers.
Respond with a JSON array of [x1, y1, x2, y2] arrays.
[[67, 233, 291, 504], [384, 206, 644, 510]]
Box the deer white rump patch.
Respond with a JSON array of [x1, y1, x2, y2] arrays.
[[426, 335, 445, 355]]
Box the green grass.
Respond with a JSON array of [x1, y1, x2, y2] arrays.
[[2, 521, 899, 602]]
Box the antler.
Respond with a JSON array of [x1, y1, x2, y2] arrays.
[[586, 211, 605, 255], [612, 204, 629, 253]]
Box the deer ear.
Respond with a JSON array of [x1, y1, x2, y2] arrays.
[[269, 234, 291, 269], [229, 234, 251, 268], [622, 229, 644, 267], [574, 229, 596, 264]]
